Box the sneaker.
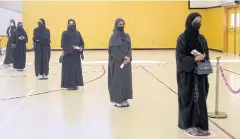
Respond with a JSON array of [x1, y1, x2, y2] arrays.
[[37, 74, 43, 80], [196, 128, 211, 136], [186, 127, 199, 136], [122, 100, 130, 107], [42, 74, 48, 80]]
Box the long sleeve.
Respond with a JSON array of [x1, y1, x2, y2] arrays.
[[127, 36, 132, 61], [78, 32, 84, 59], [61, 32, 74, 54], [25, 31, 28, 43], [44, 29, 51, 44], [6, 27, 10, 37], [78, 32, 84, 49], [11, 30, 17, 44], [176, 38, 195, 72], [109, 35, 125, 63], [32, 29, 37, 44], [203, 37, 210, 61]]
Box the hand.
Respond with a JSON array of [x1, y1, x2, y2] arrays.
[[73, 46, 77, 49], [195, 53, 205, 61], [22, 36, 25, 39], [11, 44, 16, 48], [79, 47, 83, 51], [124, 56, 131, 63], [18, 37, 22, 40], [123, 60, 128, 65]]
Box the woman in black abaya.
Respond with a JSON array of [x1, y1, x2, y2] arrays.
[[108, 18, 133, 108], [33, 19, 51, 80], [176, 12, 210, 136], [61, 19, 84, 90], [12, 22, 28, 71], [4, 20, 16, 65]]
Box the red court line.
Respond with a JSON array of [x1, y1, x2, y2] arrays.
[[140, 65, 236, 139]]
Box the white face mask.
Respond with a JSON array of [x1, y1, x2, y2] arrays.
[[10, 23, 14, 26]]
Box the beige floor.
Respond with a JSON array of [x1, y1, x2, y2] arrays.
[[0, 50, 239, 139]]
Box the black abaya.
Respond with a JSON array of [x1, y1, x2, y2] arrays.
[[176, 31, 210, 131], [11, 27, 28, 69], [61, 28, 84, 88], [108, 18, 133, 104], [176, 12, 211, 131], [4, 21, 16, 64], [33, 19, 51, 76]]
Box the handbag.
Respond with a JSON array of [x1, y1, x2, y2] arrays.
[[195, 60, 213, 75], [59, 50, 64, 63], [59, 54, 63, 63]]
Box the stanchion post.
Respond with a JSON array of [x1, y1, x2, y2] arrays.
[[208, 56, 227, 119]]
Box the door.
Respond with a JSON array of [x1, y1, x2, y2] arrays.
[[227, 6, 240, 55]]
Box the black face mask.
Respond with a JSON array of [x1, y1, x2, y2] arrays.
[[18, 26, 23, 29], [38, 22, 44, 27], [68, 24, 76, 31], [192, 22, 201, 30], [117, 26, 124, 32]]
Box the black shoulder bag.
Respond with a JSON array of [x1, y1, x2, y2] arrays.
[[195, 60, 213, 75]]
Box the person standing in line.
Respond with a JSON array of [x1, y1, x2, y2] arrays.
[[61, 19, 84, 90], [11, 22, 28, 71], [176, 12, 211, 136], [3, 20, 16, 66], [108, 18, 133, 108], [33, 18, 51, 80]]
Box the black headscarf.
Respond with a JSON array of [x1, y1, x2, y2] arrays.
[[35, 18, 46, 40], [38, 18, 46, 28], [15, 22, 27, 41], [67, 19, 77, 31], [10, 20, 16, 27], [66, 19, 77, 36], [184, 12, 203, 53], [17, 22, 23, 30], [7, 20, 16, 37], [113, 18, 130, 42]]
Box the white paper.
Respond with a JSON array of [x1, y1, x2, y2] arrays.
[[191, 49, 201, 56], [120, 63, 124, 69]]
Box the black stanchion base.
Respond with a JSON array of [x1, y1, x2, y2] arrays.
[[208, 112, 227, 119]]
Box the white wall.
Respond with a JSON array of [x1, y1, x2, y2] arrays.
[[0, 1, 22, 12], [189, 0, 221, 8], [0, 8, 23, 36]]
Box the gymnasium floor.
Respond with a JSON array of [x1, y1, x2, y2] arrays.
[[0, 50, 239, 139]]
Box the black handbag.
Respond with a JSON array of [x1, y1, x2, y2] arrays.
[[59, 55, 63, 63], [59, 52, 64, 63], [195, 60, 213, 75]]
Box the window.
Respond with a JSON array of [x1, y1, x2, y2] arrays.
[[231, 13, 240, 27]]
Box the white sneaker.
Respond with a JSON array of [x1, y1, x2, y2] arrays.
[[42, 74, 48, 79], [37, 74, 43, 80]]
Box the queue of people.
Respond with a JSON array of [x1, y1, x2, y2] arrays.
[[2, 12, 212, 137]]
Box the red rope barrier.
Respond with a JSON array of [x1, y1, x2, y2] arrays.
[[219, 65, 240, 94]]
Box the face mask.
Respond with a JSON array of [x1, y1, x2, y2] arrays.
[[192, 22, 201, 30], [118, 26, 124, 32], [10, 23, 14, 26], [18, 26, 23, 29], [38, 22, 43, 27], [68, 24, 76, 30]]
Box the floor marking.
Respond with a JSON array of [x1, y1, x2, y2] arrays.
[[0, 60, 168, 65], [0, 89, 34, 130], [184, 130, 216, 138], [1, 59, 240, 66]]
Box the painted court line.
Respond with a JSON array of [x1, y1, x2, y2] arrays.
[[1, 59, 240, 66], [0, 60, 168, 66], [0, 89, 34, 130]]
